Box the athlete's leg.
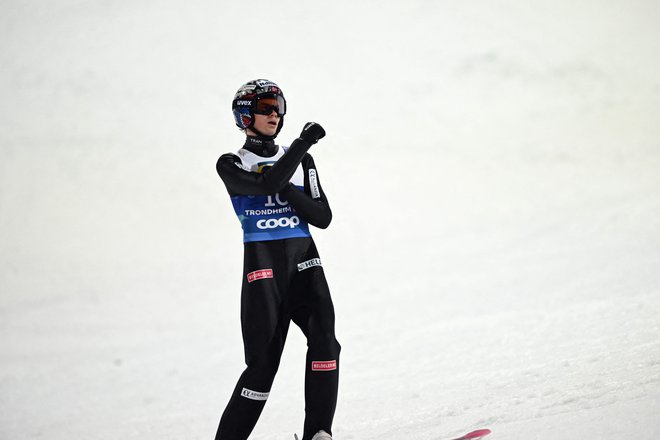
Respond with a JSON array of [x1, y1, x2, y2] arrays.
[[291, 259, 341, 440], [216, 245, 289, 440]]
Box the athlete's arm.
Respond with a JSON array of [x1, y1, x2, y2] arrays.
[[216, 122, 325, 196], [280, 154, 332, 229]]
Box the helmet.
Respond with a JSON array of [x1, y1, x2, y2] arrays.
[[232, 79, 287, 138]]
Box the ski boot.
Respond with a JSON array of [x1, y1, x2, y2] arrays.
[[294, 431, 332, 440]]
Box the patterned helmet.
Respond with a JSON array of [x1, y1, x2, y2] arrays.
[[232, 79, 286, 137]]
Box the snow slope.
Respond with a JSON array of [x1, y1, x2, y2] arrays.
[[1, 1, 659, 439]]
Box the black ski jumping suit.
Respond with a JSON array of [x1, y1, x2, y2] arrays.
[[214, 135, 340, 440]]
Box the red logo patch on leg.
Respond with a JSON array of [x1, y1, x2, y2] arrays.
[[247, 269, 273, 283], [311, 360, 337, 371]]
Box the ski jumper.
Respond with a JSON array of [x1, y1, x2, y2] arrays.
[[215, 136, 341, 440]]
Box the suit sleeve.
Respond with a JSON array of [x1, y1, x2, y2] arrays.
[[216, 137, 313, 196], [280, 154, 332, 229]]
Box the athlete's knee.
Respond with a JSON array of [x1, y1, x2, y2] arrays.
[[309, 332, 341, 354], [245, 349, 284, 379]]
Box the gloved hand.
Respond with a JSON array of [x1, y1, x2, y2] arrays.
[[299, 122, 326, 145]]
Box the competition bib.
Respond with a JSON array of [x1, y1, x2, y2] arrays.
[[230, 147, 312, 242]]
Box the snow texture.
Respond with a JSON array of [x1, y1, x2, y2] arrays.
[[1, 1, 659, 439]]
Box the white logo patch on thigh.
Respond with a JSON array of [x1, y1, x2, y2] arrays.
[[297, 258, 322, 272]]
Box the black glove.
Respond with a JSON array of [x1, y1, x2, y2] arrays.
[[299, 122, 326, 145]]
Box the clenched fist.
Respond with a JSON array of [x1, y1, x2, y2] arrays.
[[299, 122, 326, 145]]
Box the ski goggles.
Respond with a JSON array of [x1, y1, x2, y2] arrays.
[[253, 95, 286, 117]]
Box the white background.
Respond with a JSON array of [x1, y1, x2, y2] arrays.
[[1, 1, 659, 439]]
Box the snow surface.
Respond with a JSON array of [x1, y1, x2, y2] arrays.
[[2, 1, 660, 439]]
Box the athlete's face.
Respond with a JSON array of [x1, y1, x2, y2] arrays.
[[249, 111, 280, 137]]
